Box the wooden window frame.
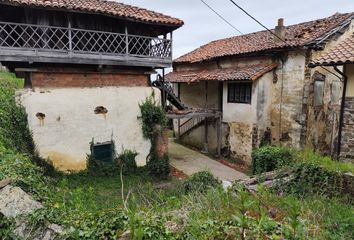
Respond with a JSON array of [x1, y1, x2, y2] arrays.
[[227, 82, 252, 104]]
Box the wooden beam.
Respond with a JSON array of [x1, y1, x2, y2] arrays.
[[0, 52, 172, 68], [216, 116, 222, 157]]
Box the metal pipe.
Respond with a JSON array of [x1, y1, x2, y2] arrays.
[[334, 65, 348, 159]]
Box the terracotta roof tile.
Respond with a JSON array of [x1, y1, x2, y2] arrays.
[[311, 35, 354, 66], [165, 64, 278, 83], [176, 12, 354, 63], [0, 0, 184, 27]]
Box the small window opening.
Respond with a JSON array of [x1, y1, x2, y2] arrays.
[[90, 141, 114, 163], [313, 71, 325, 106], [227, 82, 252, 104]]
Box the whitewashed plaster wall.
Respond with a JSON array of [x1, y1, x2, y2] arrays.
[[17, 87, 157, 171]]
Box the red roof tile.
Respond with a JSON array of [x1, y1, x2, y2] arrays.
[[165, 64, 278, 83], [310, 35, 354, 66], [0, 0, 184, 27], [175, 13, 354, 63]]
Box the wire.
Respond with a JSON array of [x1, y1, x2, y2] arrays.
[[227, 0, 343, 80], [200, 0, 243, 35]]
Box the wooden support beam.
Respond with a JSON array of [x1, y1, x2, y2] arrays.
[[216, 116, 222, 157], [202, 117, 209, 153]]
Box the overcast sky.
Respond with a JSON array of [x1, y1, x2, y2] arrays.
[[119, 0, 354, 59]]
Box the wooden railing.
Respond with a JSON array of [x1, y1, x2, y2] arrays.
[[0, 21, 172, 66], [178, 117, 205, 137]]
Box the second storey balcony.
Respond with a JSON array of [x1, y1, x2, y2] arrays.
[[0, 21, 173, 68]]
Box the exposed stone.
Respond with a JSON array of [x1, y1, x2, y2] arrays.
[[0, 185, 43, 218], [340, 97, 354, 163]]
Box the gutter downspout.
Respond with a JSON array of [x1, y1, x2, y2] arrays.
[[334, 65, 348, 160]]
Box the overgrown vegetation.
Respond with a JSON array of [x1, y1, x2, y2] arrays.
[[183, 171, 220, 193], [251, 145, 293, 174], [1, 71, 354, 239], [139, 93, 170, 179]]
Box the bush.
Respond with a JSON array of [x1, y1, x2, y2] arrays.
[[86, 154, 119, 177], [275, 162, 352, 198], [147, 153, 170, 179], [251, 146, 293, 175], [139, 94, 170, 179], [0, 213, 15, 240], [117, 149, 138, 175], [183, 171, 220, 193]]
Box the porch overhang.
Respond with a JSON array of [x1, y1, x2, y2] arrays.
[[165, 64, 278, 83]]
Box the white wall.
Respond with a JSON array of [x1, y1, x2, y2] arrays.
[[17, 87, 157, 171], [223, 72, 274, 125]]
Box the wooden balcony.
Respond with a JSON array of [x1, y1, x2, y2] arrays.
[[0, 21, 173, 68]]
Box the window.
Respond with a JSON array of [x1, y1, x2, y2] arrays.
[[313, 71, 325, 106], [228, 82, 252, 104], [331, 81, 341, 105], [91, 141, 114, 163], [314, 80, 324, 106]]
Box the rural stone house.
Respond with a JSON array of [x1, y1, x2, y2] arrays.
[[0, 0, 183, 170], [166, 12, 354, 164], [310, 34, 354, 162]]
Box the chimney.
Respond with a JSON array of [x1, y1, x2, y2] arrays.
[[275, 18, 286, 42]]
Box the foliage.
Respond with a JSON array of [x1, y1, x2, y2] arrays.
[[297, 149, 354, 174], [251, 145, 293, 175], [147, 152, 170, 179], [139, 92, 167, 139], [86, 154, 120, 177], [139, 93, 170, 179], [117, 149, 138, 175], [0, 213, 15, 240], [0, 71, 56, 178], [275, 161, 352, 198], [183, 171, 220, 193]]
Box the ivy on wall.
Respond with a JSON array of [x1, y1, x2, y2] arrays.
[[139, 93, 170, 179]]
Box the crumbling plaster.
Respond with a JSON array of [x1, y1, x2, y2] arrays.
[[17, 87, 157, 171]]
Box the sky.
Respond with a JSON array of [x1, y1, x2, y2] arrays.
[[119, 0, 354, 59]]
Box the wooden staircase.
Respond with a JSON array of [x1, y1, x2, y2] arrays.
[[152, 77, 187, 110], [178, 116, 205, 138]]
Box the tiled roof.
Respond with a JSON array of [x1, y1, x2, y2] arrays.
[[176, 12, 354, 63], [165, 64, 278, 83], [0, 0, 184, 27], [310, 35, 354, 66]]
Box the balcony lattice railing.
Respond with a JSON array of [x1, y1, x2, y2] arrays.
[[0, 21, 172, 61]]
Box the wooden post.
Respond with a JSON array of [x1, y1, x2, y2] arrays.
[[177, 119, 181, 139], [202, 117, 209, 153], [205, 81, 208, 108], [162, 68, 166, 109], [216, 115, 222, 157], [170, 31, 173, 58], [125, 25, 129, 55], [68, 15, 72, 57]]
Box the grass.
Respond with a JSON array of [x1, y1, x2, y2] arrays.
[[297, 149, 354, 174]]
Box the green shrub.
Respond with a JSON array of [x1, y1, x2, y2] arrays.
[[0, 213, 15, 240], [275, 162, 349, 198], [183, 171, 220, 193], [139, 94, 170, 179], [117, 149, 138, 175], [147, 153, 170, 179], [251, 146, 293, 175], [86, 154, 119, 177]]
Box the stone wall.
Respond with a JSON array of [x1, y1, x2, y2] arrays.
[[340, 97, 354, 163]]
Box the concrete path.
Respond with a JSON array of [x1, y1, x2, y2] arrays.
[[169, 141, 249, 181]]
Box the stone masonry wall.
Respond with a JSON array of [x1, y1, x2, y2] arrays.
[[340, 97, 354, 163]]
